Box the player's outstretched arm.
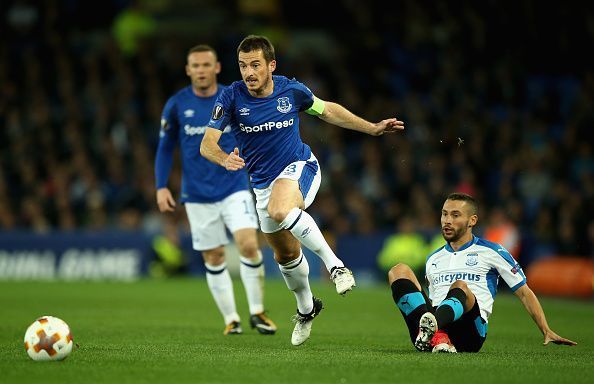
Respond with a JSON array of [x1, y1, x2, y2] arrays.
[[318, 101, 404, 136], [514, 284, 577, 346], [200, 128, 245, 171]]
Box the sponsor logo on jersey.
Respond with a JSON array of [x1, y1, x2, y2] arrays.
[[465, 252, 479, 266], [276, 97, 292, 113], [432, 272, 481, 285], [184, 124, 231, 135], [239, 107, 250, 116], [239, 118, 294, 133], [511, 264, 521, 274], [184, 125, 207, 135], [184, 109, 195, 117], [212, 104, 224, 120]]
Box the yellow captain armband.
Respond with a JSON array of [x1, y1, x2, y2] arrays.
[[305, 96, 325, 116]]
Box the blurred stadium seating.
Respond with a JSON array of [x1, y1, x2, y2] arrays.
[[0, 1, 592, 288]]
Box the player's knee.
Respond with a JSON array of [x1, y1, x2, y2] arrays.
[[202, 248, 225, 265], [237, 238, 259, 258], [388, 263, 414, 283], [267, 206, 291, 223], [451, 280, 468, 290], [274, 250, 301, 265]]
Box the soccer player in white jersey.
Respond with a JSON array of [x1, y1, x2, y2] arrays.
[[201, 35, 405, 345], [388, 193, 576, 352], [155, 45, 276, 336]]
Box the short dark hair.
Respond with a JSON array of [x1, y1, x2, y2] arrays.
[[237, 35, 275, 63], [446, 193, 478, 216], [187, 44, 218, 60]]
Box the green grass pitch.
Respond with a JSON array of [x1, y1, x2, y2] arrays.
[[1, 278, 592, 383]]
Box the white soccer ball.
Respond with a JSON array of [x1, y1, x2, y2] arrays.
[[24, 316, 74, 361]]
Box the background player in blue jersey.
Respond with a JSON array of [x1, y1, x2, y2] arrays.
[[201, 35, 405, 345], [388, 193, 576, 353], [154, 44, 276, 336]]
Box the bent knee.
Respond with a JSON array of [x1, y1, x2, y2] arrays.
[[388, 263, 415, 283], [451, 280, 469, 290], [268, 206, 292, 223], [274, 250, 301, 265]]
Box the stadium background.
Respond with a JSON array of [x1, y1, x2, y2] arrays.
[[1, 0, 592, 287], [1, 1, 593, 383]]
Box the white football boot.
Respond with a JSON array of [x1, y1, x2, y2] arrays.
[[330, 267, 356, 295]]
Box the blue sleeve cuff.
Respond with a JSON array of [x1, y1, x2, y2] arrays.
[[510, 279, 526, 292]]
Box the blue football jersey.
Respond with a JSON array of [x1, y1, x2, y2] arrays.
[[155, 85, 249, 203], [207, 75, 315, 189]]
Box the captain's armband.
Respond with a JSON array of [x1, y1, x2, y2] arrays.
[[305, 96, 325, 116]]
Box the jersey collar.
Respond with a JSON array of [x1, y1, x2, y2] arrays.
[[445, 235, 478, 253]]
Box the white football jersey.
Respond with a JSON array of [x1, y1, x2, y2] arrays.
[[425, 235, 526, 322]]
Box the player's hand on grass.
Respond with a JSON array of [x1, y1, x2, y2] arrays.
[[543, 329, 577, 346], [224, 147, 245, 171], [370, 118, 405, 136], [156, 188, 176, 212]]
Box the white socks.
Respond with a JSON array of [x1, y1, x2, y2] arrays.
[[280, 207, 344, 272], [279, 253, 314, 314], [239, 251, 265, 315], [205, 262, 239, 325]]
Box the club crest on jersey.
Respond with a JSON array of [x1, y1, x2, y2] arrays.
[[465, 252, 479, 266], [184, 109, 195, 118], [212, 104, 224, 120], [276, 97, 292, 113]]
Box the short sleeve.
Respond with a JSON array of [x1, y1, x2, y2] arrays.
[[290, 80, 318, 112], [490, 245, 527, 292]]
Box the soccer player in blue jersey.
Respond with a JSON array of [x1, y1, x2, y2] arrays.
[[388, 193, 576, 353], [155, 44, 277, 336], [201, 35, 405, 345]]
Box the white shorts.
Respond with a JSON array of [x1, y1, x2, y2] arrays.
[[185, 190, 259, 251], [253, 153, 321, 233]]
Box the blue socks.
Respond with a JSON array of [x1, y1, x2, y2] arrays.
[[435, 288, 467, 327]]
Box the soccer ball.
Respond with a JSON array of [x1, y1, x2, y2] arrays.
[[24, 316, 73, 361]]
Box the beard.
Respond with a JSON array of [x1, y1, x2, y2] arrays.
[[442, 221, 469, 242], [246, 73, 270, 95]]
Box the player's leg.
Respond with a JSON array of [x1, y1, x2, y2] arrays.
[[441, 291, 487, 352], [222, 191, 277, 335], [434, 280, 476, 329], [268, 157, 355, 295], [185, 203, 240, 335], [387, 263, 433, 351], [265, 230, 314, 315], [428, 280, 477, 353], [232, 228, 277, 334], [264, 230, 322, 346]]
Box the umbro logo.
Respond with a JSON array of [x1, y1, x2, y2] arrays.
[[184, 109, 195, 117], [301, 227, 311, 238], [239, 107, 250, 116]]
